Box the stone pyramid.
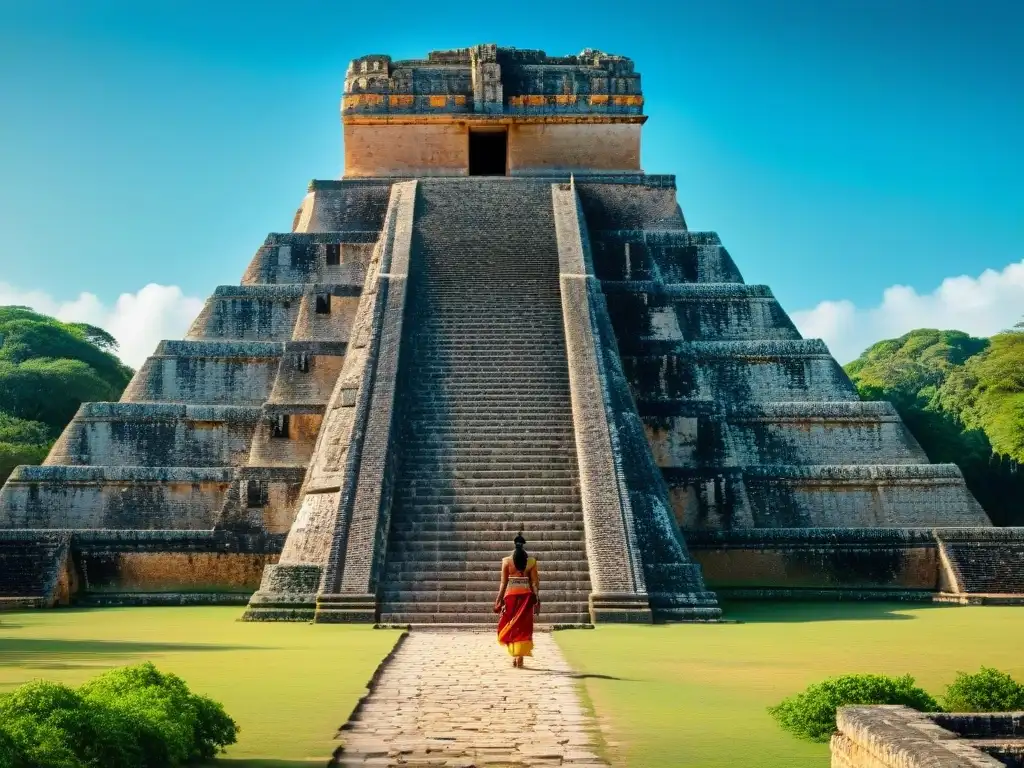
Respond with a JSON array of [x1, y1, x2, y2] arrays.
[[3, 44, 1019, 618]]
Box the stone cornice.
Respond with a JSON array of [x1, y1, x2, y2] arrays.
[[342, 114, 647, 126]]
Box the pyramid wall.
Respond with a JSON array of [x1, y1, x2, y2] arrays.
[[573, 182, 994, 598], [0, 174, 1016, 610], [0, 181, 394, 603]]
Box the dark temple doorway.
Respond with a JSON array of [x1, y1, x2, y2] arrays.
[[468, 129, 508, 176]]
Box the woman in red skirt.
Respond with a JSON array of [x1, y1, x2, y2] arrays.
[[494, 534, 541, 668]]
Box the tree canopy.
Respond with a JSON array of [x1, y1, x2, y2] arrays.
[[0, 306, 133, 484], [844, 324, 1024, 525]]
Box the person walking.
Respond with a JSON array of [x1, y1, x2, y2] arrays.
[[494, 533, 541, 668]]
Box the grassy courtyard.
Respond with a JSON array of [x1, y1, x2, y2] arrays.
[[2, 603, 1023, 766], [0, 607, 401, 766], [556, 601, 1024, 768]]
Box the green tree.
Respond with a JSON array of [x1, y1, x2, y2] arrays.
[[0, 306, 134, 485], [845, 327, 1024, 525], [937, 326, 1024, 462]]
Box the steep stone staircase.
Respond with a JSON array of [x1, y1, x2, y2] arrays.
[[379, 179, 592, 625]]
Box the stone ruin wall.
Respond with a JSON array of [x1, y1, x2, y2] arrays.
[[341, 44, 645, 178], [343, 122, 642, 178], [244, 180, 417, 621], [0, 179, 398, 601], [833, 706, 1024, 768], [574, 177, 994, 597]]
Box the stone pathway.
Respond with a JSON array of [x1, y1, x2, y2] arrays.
[[334, 629, 608, 767]]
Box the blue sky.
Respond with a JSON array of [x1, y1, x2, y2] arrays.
[[0, 0, 1021, 364]]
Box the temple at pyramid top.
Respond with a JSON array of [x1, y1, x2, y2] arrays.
[[341, 43, 646, 177]]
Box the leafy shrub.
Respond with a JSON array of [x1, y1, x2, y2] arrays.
[[768, 673, 940, 742], [0, 726, 29, 768], [80, 662, 239, 764], [0, 680, 140, 768], [944, 667, 1024, 712], [0, 664, 238, 768]]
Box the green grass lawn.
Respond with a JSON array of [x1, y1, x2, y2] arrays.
[[556, 602, 1024, 768], [4, 603, 1023, 767], [0, 607, 401, 767]]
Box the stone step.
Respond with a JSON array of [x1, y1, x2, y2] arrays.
[[401, 439, 575, 451], [404, 404, 571, 412], [404, 421, 575, 433], [385, 561, 593, 577], [408, 382, 570, 389], [380, 589, 591, 603], [409, 377, 567, 384], [401, 460, 576, 471], [412, 333, 564, 340], [406, 399, 569, 407], [407, 372, 567, 380], [411, 350, 566, 359], [411, 350, 566, 357], [395, 492, 580, 507], [415, 304, 564, 312], [403, 444, 575, 456], [407, 368, 569, 376], [379, 599, 587, 613], [410, 379, 569, 387], [403, 420, 574, 430], [388, 529, 583, 544], [401, 448, 575, 459], [384, 546, 588, 560], [400, 466, 578, 477], [391, 495, 581, 507], [399, 465, 579, 477], [398, 487, 579, 499], [412, 327, 565, 336], [415, 311, 563, 318], [419, 290, 562, 297], [402, 426, 573, 435], [382, 577, 592, 592], [376, 606, 589, 618], [410, 361, 567, 369], [377, 611, 591, 625], [399, 479, 578, 492], [394, 502, 582, 515], [391, 521, 584, 536], [405, 406, 574, 416], [390, 516, 585, 531], [399, 464, 576, 475], [407, 394, 570, 403]]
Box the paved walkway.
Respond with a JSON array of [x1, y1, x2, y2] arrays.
[[334, 629, 608, 767]]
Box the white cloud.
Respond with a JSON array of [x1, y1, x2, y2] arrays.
[[0, 283, 205, 368], [792, 260, 1024, 364], [4, 261, 1022, 371]]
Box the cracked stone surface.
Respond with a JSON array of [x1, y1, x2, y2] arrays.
[[333, 630, 608, 767]]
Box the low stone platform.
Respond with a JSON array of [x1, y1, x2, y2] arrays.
[[333, 629, 607, 767], [833, 705, 1024, 767]]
